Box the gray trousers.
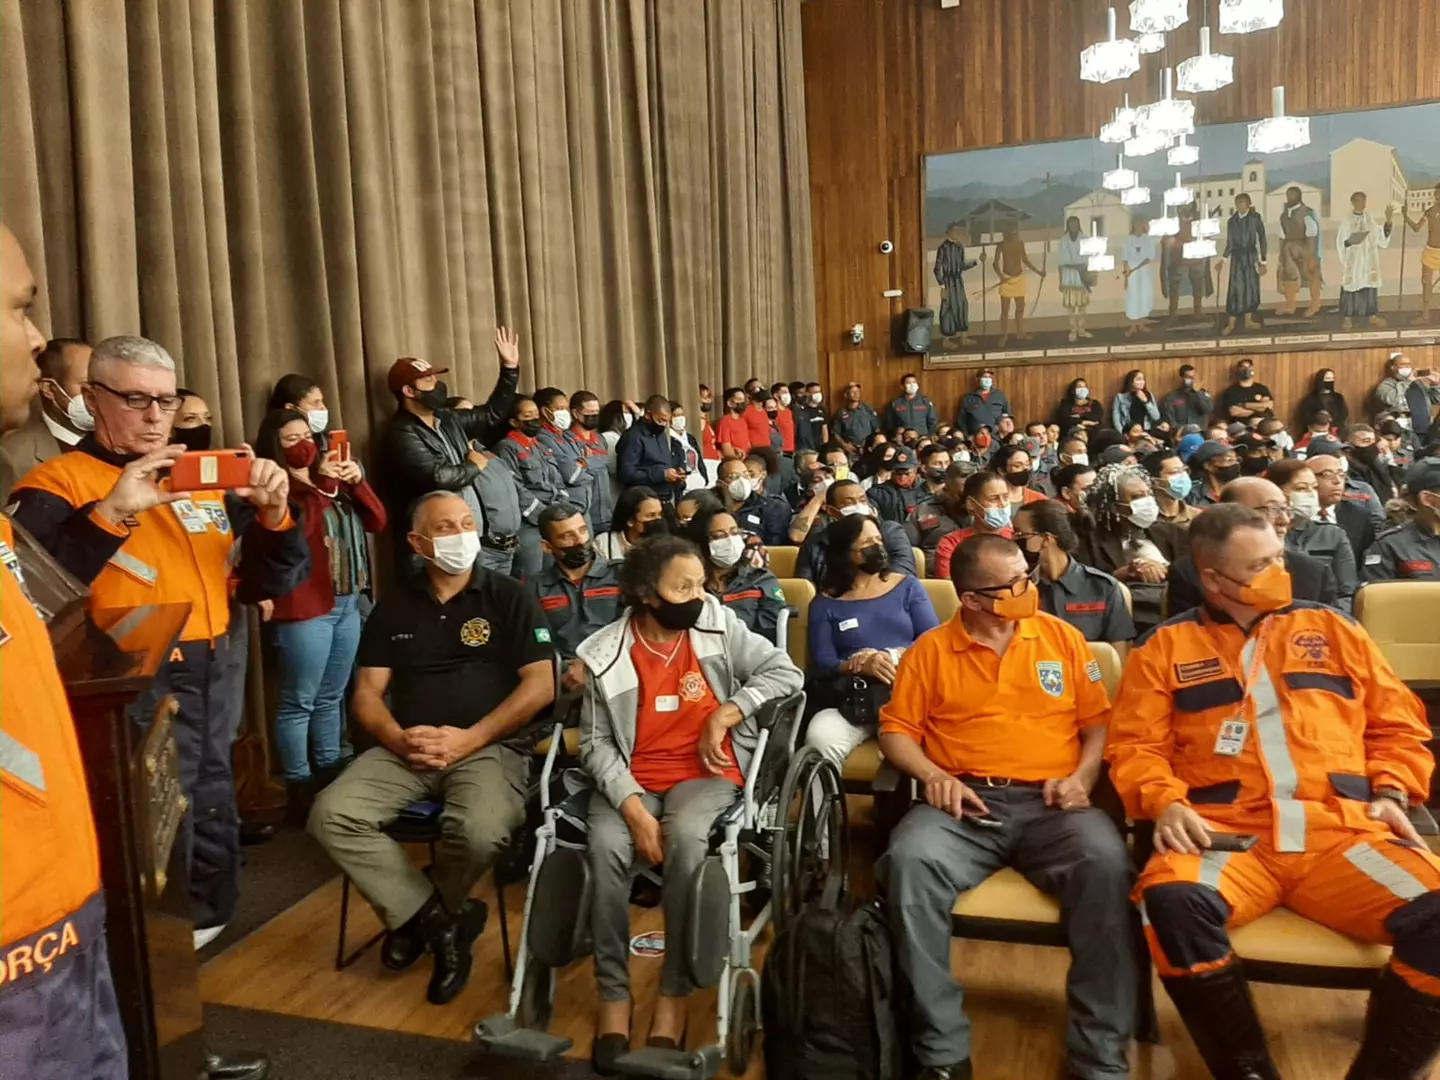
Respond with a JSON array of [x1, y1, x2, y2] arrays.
[[309, 744, 529, 928], [587, 777, 739, 1001], [513, 524, 543, 580], [877, 789, 1136, 1078], [478, 544, 515, 576]]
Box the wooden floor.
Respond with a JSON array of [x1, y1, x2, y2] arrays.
[[199, 857, 1437, 1080]]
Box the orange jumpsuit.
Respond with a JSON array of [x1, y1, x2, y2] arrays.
[[1107, 601, 1440, 997], [0, 517, 126, 1078]]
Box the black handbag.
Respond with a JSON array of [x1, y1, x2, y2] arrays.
[[834, 674, 891, 728]]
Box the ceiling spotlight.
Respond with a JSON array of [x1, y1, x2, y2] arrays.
[[1168, 134, 1200, 166], [1135, 68, 1196, 140], [1164, 171, 1197, 206], [1082, 8, 1143, 84], [1104, 155, 1140, 191], [1149, 213, 1181, 237], [1194, 212, 1223, 238], [1088, 253, 1117, 273], [1129, 0, 1188, 34], [1079, 222, 1110, 258], [1248, 85, 1310, 154], [1121, 186, 1153, 206], [1178, 27, 1234, 93], [1220, 0, 1284, 34], [1183, 238, 1219, 259], [1100, 95, 1138, 144]]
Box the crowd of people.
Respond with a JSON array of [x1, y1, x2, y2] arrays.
[[4, 210, 1440, 1080]]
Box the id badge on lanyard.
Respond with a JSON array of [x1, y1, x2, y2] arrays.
[[0, 539, 23, 585], [1204, 620, 1273, 758]]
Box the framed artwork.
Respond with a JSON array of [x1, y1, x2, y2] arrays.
[[922, 100, 1440, 367]]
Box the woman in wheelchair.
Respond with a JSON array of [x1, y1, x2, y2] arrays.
[[803, 513, 939, 769], [684, 504, 788, 645], [576, 534, 803, 1072]]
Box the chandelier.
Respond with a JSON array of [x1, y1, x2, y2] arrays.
[[1220, 0, 1284, 34], [1100, 95, 1138, 144], [1134, 31, 1167, 54], [1088, 253, 1117, 273], [1121, 186, 1153, 206], [1164, 172, 1196, 207], [1135, 68, 1195, 140], [1184, 237, 1219, 259], [1194, 208, 1223, 238], [1178, 27, 1234, 93], [1079, 222, 1110, 258], [1149, 211, 1181, 237], [1082, 8, 1142, 84], [1129, 0, 1188, 33], [1248, 85, 1310, 154], [1125, 129, 1170, 157], [1168, 134, 1199, 166], [1103, 155, 1140, 191]]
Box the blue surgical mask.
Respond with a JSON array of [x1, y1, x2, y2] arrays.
[[1166, 473, 1193, 500], [1074, 387, 1090, 401], [979, 503, 1012, 530], [979, 377, 993, 391]]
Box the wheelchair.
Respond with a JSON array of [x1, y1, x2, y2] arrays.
[[475, 690, 842, 1079]]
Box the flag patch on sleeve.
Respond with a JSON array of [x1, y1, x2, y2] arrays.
[[1085, 660, 1102, 683], [534, 627, 552, 643]]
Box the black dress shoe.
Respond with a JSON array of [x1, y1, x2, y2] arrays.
[[415, 894, 478, 1005], [203, 1050, 270, 1080], [238, 821, 276, 846], [381, 917, 425, 972], [592, 1032, 630, 1076]]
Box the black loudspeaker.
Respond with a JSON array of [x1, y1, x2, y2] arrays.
[[900, 308, 933, 354]]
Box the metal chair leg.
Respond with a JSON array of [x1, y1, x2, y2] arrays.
[[334, 874, 387, 970], [497, 875, 514, 982]]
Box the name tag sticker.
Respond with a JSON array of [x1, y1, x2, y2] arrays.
[[1364, 553, 1382, 565], [1214, 720, 1249, 757], [838, 618, 860, 631], [746, 514, 761, 525], [1175, 657, 1225, 684], [655, 695, 680, 713]]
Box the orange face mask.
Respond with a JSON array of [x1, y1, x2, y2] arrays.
[[1235, 560, 1293, 612], [989, 578, 1040, 621]]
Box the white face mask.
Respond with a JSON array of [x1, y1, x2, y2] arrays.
[[779, 391, 792, 406], [1288, 490, 1321, 520], [621, 412, 635, 430], [811, 393, 823, 406], [551, 408, 572, 431], [839, 502, 873, 518], [424, 530, 481, 575], [670, 415, 687, 434], [1269, 431, 1293, 452], [63, 388, 96, 432], [1398, 367, 1413, 379], [307, 407, 329, 434], [954, 450, 971, 463], [726, 476, 752, 502], [904, 383, 918, 397], [1126, 496, 1160, 530], [708, 535, 745, 568], [1068, 452, 1089, 467]]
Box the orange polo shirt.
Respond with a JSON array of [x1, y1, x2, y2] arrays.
[[880, 611, 1110, 781]]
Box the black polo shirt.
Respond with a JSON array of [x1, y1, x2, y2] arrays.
[[357, 566, 553, 730]]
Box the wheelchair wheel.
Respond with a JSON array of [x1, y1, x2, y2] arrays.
[[725, 978, 758, 1073], [515, 958, 554, 1031], [771, 747, 847, 934]]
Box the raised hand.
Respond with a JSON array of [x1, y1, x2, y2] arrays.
[[494, 326, 520, 369]]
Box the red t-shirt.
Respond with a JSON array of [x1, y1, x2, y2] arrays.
[[701, 419, 719, 458], [744, 404, 771, 448], [716, 414, 751, 454], [934, 525, 1015, 580], [629, 634, 744, 792], [774, 408, 796, 452]]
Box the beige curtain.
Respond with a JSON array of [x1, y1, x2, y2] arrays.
[[0, 0, 816, 452]]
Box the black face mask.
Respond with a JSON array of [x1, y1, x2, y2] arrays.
[[1213, 463, 1243, 484], [174, 424, 212, 453], [699, 401, 712, 414], [1020, 541, 1043, 571], [1241, 454, 1270, 476], [651, 596, 704, 631], [1322, 380, 1335, 389], [416, 384, 449, 411], [925, 467, 947, 483], [858, 544, 889, 575], [640, 517, 670, 538], [730, 402, 746, 415], [519, 418, 544, 438], [1007, 469, 1033, 488], [766, 410, 779, 421], [579, 413, 599, 430], [1351, 445, 1380, 464], [553, 541, 594, 570], [1238, 369, 1254, 381]]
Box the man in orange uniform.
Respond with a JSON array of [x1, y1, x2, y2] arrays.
[[1108, 503, 1440, 1080], [8, 334, 307, 969], [0, 225, 126, 1076], [877, 534, 1134, 1080]]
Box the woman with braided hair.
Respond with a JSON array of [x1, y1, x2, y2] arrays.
[[1077, 462, 1187, 631]]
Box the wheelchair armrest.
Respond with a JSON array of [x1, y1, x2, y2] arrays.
[[1410, 803, 1439, 837], [755, 691, 805, 731], [872, 758, 905, 795]]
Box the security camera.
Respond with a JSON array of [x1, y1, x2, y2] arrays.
[[850, 323, 865, 345], [879, 240, 895, 255]]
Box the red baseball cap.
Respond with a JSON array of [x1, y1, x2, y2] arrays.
[[387, 356, 450, 395]]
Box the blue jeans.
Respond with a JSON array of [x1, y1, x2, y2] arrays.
[[271, 592, 362, 782]]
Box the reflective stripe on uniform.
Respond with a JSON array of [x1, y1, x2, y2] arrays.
[[1243, 636, 1307, 853], [0, 730, 46, 793], [1344, 842, 1428, 902], [107, 549, 158, 584], [1198, 850, 1231, 891]]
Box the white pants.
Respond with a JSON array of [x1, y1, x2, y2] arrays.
[[804, 708, 875, 772]]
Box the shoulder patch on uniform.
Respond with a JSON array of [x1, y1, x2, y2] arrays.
[[1085, 659, 1102, 683], [1036, 661, 1065, 697], [1175, 657, 1225, 683], [772, 586, 786, 601], [534, 627, 552, 643]]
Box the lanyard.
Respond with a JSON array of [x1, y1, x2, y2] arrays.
[[1201, 613, 1274, 706]]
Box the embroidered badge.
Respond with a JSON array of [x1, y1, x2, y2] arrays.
[[1290, 631, 1329, 663], [534, 627, 552, 643], [460, 617, 492, 647], [1036, 661, 1065, 698], [679, 671, 707, 703], [1085, 660, 1102, 683]]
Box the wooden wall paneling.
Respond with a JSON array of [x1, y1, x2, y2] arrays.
[[802, 0, 1440, 428]]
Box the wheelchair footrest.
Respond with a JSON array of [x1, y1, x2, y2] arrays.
[[472, 1015, 574, 1060], [612, 1045, 722, 1080]]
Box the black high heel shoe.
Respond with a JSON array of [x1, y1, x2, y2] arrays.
[[592, 1032, 630, 1076]]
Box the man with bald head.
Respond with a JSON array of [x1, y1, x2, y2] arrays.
[[1306, 452, 1377, 569], [1164, 477, 1339, 614], [310, 490, 555, 1006]]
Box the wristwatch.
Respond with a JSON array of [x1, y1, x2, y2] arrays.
[[1375, 786, 1410, 810]]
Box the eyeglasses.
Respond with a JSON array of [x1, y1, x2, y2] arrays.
[[970, 569, 1038, 598], [89, 380, 183, 413], [1256, 504, 1293, 523], [1312, 469, 1343, 481]]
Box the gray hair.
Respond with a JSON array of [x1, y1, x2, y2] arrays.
[[1088, 462, 1152, 531], [409, 490, 470, 529], [88, 335, 176, 380]]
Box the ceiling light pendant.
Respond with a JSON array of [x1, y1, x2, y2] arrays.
[[1103, 154, 1140, 191], [1220, 0, 1284, 34], [1168, 133, 1200, 166], [1248, 85, 1310, 153], [1194, 205, 1223, 237], [1082, 8, 1143, 84], [1125, 129, 1170, 157], [1164, 171, 1197, 207], [1129, 0, 1188, 34], [1121, 185, 1153, 206], [1135, 68, 1196, 140], [1088, 253, 1117, 272], [1177, 27, 1234, 93], [1134, 31, 1167, 54], [1100, 95, 1138, 144], [1149, 211, 1181, 237], [1184, 237, 1219, 259], [1079, 222, 1110, 257]]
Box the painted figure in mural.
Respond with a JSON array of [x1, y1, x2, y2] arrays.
[[1122, 217, 1158, 337], [990, 219, 1045, 348], [1337, 191, 1395, 329], [1277, 185, 1323, 317], [1057, 215, 1092, 342], [1219, 193, 1268, 335], [934, 222, 979, 345], [1160, 207, 1214, 325], [1403, 182, 1440, 325]]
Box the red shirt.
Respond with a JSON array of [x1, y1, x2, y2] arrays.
[[629, 634, 743, 792], [934, 525, 1015, 580], [701, 419, 718, 459], [716, 414, 751, 455], [774, 407, 796, 452], [744, 404, 771, 448]]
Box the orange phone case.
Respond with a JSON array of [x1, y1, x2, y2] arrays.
[[170, 450, 253, 491], [328, 429, 350, 462]]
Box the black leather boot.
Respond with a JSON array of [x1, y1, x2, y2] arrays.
[[384, 896, 486, 972], [203, 1050, 270, 1079], [1162, 965, 1280, 1080], [416, 893, 480, 1005], [1345, 967, 1440, 1080]]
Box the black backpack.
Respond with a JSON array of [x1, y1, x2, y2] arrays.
[[761, 768, 908, 1080]]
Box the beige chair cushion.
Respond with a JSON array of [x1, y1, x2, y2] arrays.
[[768, 546, 799, 579], [952, 867, 1062, 925], [1230, 907, 1391, 969], [842, 739, 883, 783]]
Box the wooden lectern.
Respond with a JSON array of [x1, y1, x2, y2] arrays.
[[55, 602, 204, 1080]]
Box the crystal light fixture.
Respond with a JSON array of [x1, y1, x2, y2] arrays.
[[1248, 86, 1310, 154], [1100, 95, 1138, 144], [1168, 133, 1200, 166], [1134, 31, 1167, 54], [1121, 186, 1153, 206], [1079, 222, 1110, 258], [1164, 171, 1196, 207], [1177, 27, 1234, 93], [1149, 212, 1181, 237], [1125, 129, 1170, 158], [1103, 154, 1139, 191], [1082, 8, 1142, 84], [1088, 253, 1117, 273], [1135, 68, 1196, 140], [1220, 0, 1284, 34], [1129, 0, 1188, 33], [1183, 237, 1219, 259], [1194, 208, 1223, 238]]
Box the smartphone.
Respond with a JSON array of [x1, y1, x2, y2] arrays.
[[1207, 833, 1257, 853], [965, 812, 1005, 829], [328, 429, 350, 463], [834, 464, 852, 482], [169, 450, 253, 491]]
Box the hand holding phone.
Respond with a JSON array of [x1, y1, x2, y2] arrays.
[[1206, 833, 1257, 853], [169, 449, 254, 491], [326, 429, 351, 463]]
